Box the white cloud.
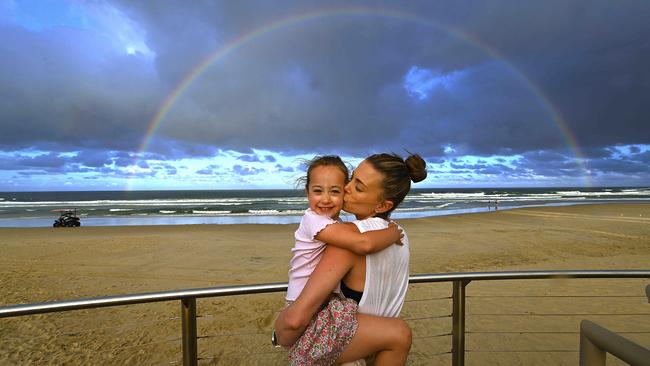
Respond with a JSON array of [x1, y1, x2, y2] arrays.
[[403, 66, 464, 100]]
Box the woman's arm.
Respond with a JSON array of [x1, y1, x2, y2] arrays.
[[274, 245, 356, 346], [316, 221, 402, 255]]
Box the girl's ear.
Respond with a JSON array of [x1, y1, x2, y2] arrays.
[[374, 200, 394, 215]]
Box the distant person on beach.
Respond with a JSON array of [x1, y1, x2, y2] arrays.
[[275, 153, 427, 366]]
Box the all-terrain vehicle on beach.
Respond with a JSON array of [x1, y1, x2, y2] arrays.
[[52, 209, 81, 227]]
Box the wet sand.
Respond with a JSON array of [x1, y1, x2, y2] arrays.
[[1, 203, 649, 365]]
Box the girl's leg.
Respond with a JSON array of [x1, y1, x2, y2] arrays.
[[336, 313, 412, 366]]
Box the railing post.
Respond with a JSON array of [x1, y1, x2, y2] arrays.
[[181, 298, 198, 366], [580, 319, 650, 366], [452, 280, 469, 366], [580, 322, 606, 366]]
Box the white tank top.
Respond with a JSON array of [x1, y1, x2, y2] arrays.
[[352, 217, 410, 317]]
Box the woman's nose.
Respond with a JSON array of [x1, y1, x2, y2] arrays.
[[344, 182, 351, 194]]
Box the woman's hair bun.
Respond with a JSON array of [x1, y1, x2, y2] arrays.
[[405, 154, 427, 183]]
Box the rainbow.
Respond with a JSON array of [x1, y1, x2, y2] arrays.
[[137, 6, 590, 187]]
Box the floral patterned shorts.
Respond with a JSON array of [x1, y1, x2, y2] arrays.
[[288, 296, 359, 366]]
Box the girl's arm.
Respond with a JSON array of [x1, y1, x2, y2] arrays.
[[315, 221, 402, 255], [274, 245, 356, 346]]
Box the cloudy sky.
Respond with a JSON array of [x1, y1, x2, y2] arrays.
[[1, 0, 649, 191]]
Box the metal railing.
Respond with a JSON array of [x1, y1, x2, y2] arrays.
[[579, 320, 650, 366], [1, 269, 649, 365]]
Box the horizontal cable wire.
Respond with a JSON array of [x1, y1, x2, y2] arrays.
[[467, 349, 578, 353], [197, 331, 267, 339], [413, 332, 452, 339], [468, 295, 647, 298], [105, 336, 181, 353], [198, 349, 286, 360], [47, 339, 180, 365], [404, 314, 451, 321], [412, 350, 452, 358], [468, 330, 580, 334], [469, 313, 650, 316], [404, 296, 452, 302], [468, 330, 650, 334], [0, 316, 178, 341]]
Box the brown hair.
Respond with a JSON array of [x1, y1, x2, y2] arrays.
[[296, 155, 350, 190], [365, 153, 427, 219]]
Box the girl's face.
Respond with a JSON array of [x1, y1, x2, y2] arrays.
[[306, 165, 346, 219], [343, 160, 392, 220]]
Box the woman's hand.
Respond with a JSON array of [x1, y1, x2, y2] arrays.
[[274, 303, 310, 347]]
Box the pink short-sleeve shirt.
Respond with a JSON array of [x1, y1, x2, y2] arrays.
[[286, 208, 339, 301]]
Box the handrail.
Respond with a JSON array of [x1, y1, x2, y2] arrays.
[[1, 269, 649, 366], [409, 269, 650, 283], [0, 282, 288, 318], [580, 320, 650, 366], [2, 270, 647, 318]]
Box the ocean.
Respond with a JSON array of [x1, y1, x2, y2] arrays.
[[0, 187, 648, 228]]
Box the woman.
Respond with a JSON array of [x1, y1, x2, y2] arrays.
[[275, 153, 427, 365]]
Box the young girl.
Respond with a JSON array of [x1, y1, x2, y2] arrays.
[[286, 155, 402, 303]]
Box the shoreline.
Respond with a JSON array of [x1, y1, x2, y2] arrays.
[[1, 200, 648, 228]]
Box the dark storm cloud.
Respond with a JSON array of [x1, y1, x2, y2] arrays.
[[1, 0, 648, 179], [0, 152, 70, 172], [237, 153, 278, 163], [76, 150, 114, 168], [0, 22, 161, 153], [275, 163, 294, 172], [447, 160, 518, 176], [157, 163, 178, 175], [237, 154, 263, 162], [589, 157, 650, 174], [233, 165, 265, 176], [635, 151, 650, 164], [196, 165, 219, 175], [117, 0, 649, 158]]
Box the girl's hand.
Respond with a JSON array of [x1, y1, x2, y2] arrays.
[[387, 221, 404, 246]]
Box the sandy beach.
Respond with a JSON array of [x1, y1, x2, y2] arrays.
[[1, 203, 649, 365]]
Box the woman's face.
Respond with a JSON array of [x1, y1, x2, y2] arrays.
[[343, 160, 391, 219]]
